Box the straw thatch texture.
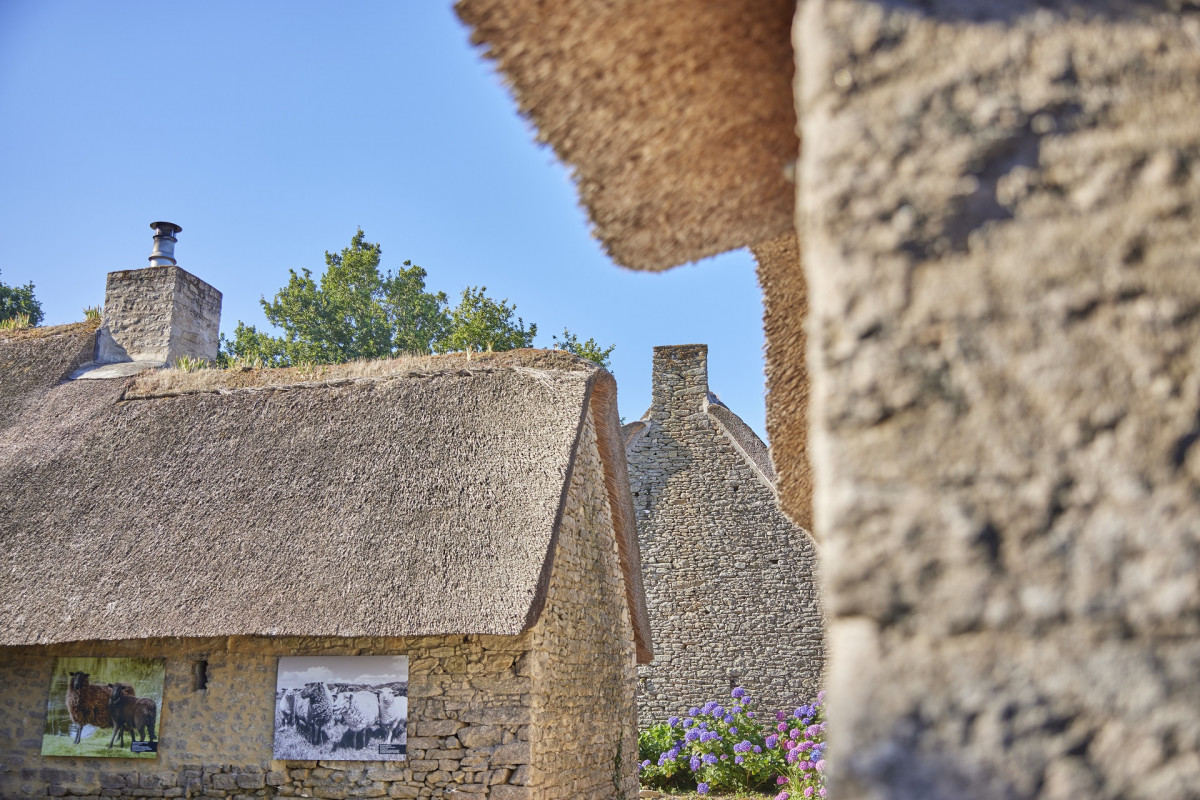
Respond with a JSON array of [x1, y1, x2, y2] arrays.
[[0, 321, 97, 431], [456, 0, 798, 270], [0, 351, 649, 655], [752, 233, 812, 532]]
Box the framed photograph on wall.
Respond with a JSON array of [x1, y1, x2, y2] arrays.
[[274, 656, 408, 761], [42, 657, 165, 758]]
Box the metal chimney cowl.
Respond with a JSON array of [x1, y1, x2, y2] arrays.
[[148, 221, 183, 267]]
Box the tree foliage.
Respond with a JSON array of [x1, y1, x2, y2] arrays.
[[0, 270, 44, 327], [221, 230, 563, 368], [221, 229, 448, 366], [552, 328, 615, 370], [433, 286, 536, 354]]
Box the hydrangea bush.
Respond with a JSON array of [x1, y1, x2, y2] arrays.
[[638, 688, 827, 799]]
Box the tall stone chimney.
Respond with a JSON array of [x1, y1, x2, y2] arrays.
[[650, 344, 709, 418], [96, 222, 222, 365]]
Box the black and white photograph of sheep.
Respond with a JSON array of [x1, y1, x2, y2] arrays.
[[41, 657, 164, 758], [273, 656, 408, 761]]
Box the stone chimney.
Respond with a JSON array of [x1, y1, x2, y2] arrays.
[[96, 222, 222, 365], [650, 344, 709, 418]]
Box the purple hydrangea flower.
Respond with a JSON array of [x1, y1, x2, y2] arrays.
[[639, 760, 650, 770], [703, 753, 718, 765], [713, 705, 724, 717], [667, 716, 680, 727], [733, 740, 753, 753], [748, 711, 756, 718], [689, 707, 700, 717], [723, 715, 734, 723], [729, 727, 738, 735], [685, 728, 701, 742], [777, 711, 787, 722], [775, 792, 790, 800], [765, 733, 779, 748], [690, 755, 702, 771], [804, 788, 814, 798], [732, 687, 747, 698], [735, 755, 745, 764], [697, 783, 710, 795], [753, 745, 762, 753]]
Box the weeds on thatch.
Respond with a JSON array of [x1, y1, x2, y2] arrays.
[[173, 356, 211, 373], [0, 313, 32, 331], [83, 306, 101, 322], [127, 348, 595, 400]]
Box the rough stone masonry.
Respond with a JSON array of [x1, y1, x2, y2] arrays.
[[627, 345, 823, 723], [797, 3, 1200, 798]]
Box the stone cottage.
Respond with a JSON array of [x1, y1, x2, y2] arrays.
[[0, 253, 651, 799], [626, 344, 822, 722], [457, 3, 1200, 797]]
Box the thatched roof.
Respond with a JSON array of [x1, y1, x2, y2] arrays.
[[752, 233, 811, 531], [0, 339, 651, 661], [456, 0, 798, 270]]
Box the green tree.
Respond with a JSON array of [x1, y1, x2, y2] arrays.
[[221, 229, 449, 366], [0, 270, 44, 327], [434, 286, 537, 354], [552, 328, 615, 370]]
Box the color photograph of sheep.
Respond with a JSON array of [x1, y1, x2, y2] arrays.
[[274, 656, 408, 761], [41, 657, 164, 758]]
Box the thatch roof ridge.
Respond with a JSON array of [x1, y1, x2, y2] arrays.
[[0, 318, 98, 343], [127, 347, 596, 399]]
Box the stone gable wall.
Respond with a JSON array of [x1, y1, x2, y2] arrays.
[[529, 400, 639, 800], [0, 407, 638, 799], [628, 345, 824, 723]]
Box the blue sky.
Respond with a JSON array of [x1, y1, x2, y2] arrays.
[[0, 1, 770, 436]]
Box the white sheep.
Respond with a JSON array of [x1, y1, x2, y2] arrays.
[[334, 690, 380, 750], [375, 687, 407, 744]]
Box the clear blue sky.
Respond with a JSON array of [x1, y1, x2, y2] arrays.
[[0, 1, 770, 437]]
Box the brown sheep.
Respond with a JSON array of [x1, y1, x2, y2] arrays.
[[107, 682, 157, 750], [65, 671, 112, 744]]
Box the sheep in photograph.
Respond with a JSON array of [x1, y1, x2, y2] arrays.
[[65, 671, 112, 744], [334, 689, 380, 751], [292, 690, 310, 735], [275, 688, 296, 729], [300, 681, 334, 746], [108, 682, 157, 749], [375, 687, 407, 744]]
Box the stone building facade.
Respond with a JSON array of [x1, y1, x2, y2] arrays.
[[625, 345, 823, 723], [0, 263, 650, 799]]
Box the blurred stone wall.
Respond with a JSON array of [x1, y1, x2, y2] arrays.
[[628, 344, 824, 723], [797, 2, 1200, 797]]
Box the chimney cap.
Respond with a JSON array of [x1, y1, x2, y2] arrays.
[[150, 221, 182, 235]]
